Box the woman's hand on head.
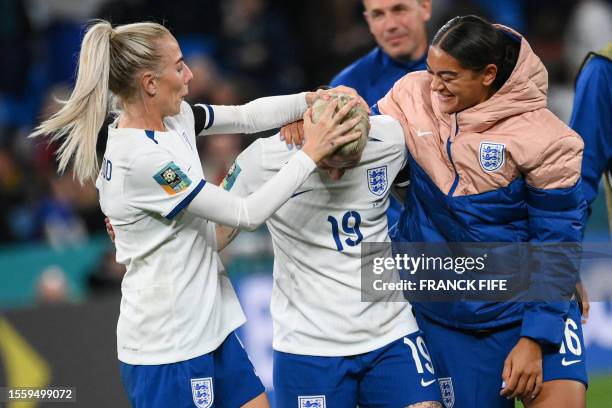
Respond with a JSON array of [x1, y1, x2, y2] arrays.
[[300, 99, 363, 164]]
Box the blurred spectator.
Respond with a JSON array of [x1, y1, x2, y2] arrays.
[[282, 1, 374, 87], [429, 0, 487, 37], [0, 148, 28, 242], [181, 50, 245, 105], [564, 0, 612, 76], [95, 0, 222, 42], [199, 134, 243, 185], [0, 0, 32, 96], [472, 0, 526, 32], [41, 172, 89, 249], [220, 0, 304, 96], [36, 265, 69, 304]]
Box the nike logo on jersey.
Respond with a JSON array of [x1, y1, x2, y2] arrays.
[[561, 357, 582, 366], [421, 378, 436, 387], [416, 129, 433, 137], [291, 189, 313, 198]]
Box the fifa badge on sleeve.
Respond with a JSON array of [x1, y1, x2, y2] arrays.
[[153, 161, 192, 195]]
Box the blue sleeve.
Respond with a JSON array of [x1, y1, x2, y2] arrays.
[[521, 181, 587, 346], [569, 56, 612, 207]]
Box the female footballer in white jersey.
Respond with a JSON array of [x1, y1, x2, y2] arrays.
[[31, 20, 362, 408]]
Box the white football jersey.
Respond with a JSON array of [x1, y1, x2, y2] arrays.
[[226, 115, 418, 356], [97, 102, 245, 365]]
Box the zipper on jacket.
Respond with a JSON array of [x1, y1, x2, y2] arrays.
[[446, 114, 460, 198]]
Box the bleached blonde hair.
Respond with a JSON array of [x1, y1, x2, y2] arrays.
[[311, 93, 370, 156], [30, 20, 171, 183]]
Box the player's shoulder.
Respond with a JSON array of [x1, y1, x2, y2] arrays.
[[237, 134, 292, 168], [330, 47, 382, 86], [108, 127, 173, 168], [257, 134, 295, 156], [368, 115, 406, 146], [108, 126, 154, 151]]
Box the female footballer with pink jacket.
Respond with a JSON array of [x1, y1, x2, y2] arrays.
[[376, 15, 587, 408]]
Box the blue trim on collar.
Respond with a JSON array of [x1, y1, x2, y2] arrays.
[[145, 130, 158, 144], [166, 179, 206, 220]]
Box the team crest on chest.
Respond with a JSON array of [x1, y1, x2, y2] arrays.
[[298, 395, 326, 408], [191, 377, 214, 408], [367, 165, 388, 196], [438, 377, 455, 408], [479, 142, 506, 172]]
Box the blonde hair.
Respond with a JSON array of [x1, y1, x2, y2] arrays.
[[30, 20, 171, 183], [311, 94, 370, 156]]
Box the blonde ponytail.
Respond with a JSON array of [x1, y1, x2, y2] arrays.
[[31, 20, 113, 183], [31, 20, 171, 183]]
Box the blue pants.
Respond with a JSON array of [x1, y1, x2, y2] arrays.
[[415, 302, 588, 408], [273, 332, 442, 408], [120, 332, 265, 408]]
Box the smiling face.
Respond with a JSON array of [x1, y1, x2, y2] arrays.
[[363, 0, 431, 61], [152, 35, 193, 117], [426, 45, 497, 114]]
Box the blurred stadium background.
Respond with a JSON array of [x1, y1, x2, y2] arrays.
[[0, 0, 611, 406]]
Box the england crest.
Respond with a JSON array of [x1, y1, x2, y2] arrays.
[[191, 378, 214, 408], [438, 377, 455, 408], [367, 166, 388, 196], [479, 142, 506, 172], [298, 395, 326, 408]]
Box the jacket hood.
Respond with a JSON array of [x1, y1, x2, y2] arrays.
[[449, 25, 549, 133]]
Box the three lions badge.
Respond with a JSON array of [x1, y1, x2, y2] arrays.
[[191, 378, 213, 408], [439, 377, 455, 408], [298, 395, 326, 408], [367, 166, 388, 196], [479, 142, 506, 172]]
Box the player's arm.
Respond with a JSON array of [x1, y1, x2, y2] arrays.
[[192, 92, 308, 136], [501, 135, 586, 401], [192, 87, 367, 137], [213, 139, 265, 251], [127, 100, 361, 231], [216, 224, 240, 251]]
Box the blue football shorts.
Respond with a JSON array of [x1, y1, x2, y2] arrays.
[[120, 331, 265, 408], [415, 301, 587, 408], [273, 331, 442, 408]]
